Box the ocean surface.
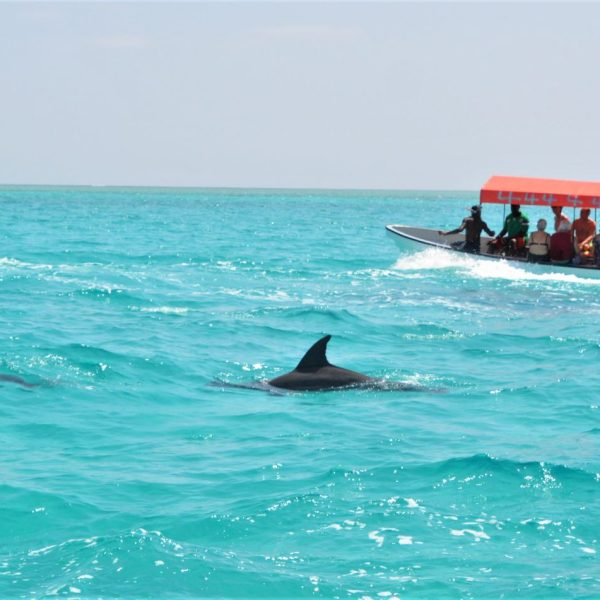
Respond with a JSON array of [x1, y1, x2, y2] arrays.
[[1, 187, 598, 599]]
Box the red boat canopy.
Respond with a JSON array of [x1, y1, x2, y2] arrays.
[[480, 175, 600, 209]]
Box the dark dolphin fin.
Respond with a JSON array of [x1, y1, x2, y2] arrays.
[[295, 335, 332, 371]]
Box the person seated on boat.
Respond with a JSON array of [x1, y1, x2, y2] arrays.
[[438, 205, 495, 254], [552, 206, 571, 233], [550, 220, 574, 264], [528, 219, 551, 263], [489, 204, 529, 256], [571, 208, 596, 264], [594, 232, 600, 267]]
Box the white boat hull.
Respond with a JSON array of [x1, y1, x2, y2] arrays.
[[385, 224, 600, 279]]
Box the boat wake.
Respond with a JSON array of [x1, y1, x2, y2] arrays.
[[392, 248, 600, 286]]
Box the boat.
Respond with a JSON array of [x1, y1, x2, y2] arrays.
[[386, 175, 600, 276]]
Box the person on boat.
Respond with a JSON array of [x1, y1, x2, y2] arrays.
[[489, 204, 529, 255], [528, 219, 551, 263], [571, 208, 596, 264], [552, 206, 571, 233], [550, 220, 574, 264], [593, 231, 600, 267], [439, 205, 495, 254]]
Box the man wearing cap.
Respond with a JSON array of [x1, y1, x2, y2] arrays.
[[439, 205, 495, 254]]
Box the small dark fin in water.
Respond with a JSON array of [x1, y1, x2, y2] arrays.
[[295, 335, 332, 371], [0, 374, 40, 388]]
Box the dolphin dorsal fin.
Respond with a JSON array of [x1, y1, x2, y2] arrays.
[[295, 335, 332, 370]]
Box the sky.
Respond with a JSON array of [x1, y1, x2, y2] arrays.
[[0, 1, 599, 190]]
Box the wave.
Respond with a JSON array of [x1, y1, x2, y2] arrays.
[[0, 483, 107, 547], [133, 306, 189, 315], [0, 343, 178, 385], [265, 305, 359, 322], [395, 322, 459, 340], [2, 458, 599, 597], [2, 525, 320, 598], [315, 454, 600, 491], [200, 308, 368, 339], [0, 256, 54, 270], [428, 453, 598, 481], [69, 286, 144, 304], [0, 351, 102, 383]]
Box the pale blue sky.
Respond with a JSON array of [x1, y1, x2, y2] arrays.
[[1, 2, 598, 189]]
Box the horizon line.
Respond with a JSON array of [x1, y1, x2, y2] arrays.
[[0, 182, 476, 194]]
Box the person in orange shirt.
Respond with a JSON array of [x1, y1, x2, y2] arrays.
[[571, 208, 596, 263]]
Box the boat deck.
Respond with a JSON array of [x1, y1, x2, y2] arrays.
[[386, 225, 499, 257]]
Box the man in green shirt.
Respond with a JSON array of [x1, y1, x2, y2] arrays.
[[490, 204, 529, 255]]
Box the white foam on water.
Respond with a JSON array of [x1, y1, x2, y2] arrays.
[[216, 260, 237, 271], [28, 544, 56, 557], [0, 257, 53, 270], [393, 248, 476, 272], [138, 307, 189, 315], [368, 528, 398, 548], [392, 248, 600, 286], [241, 362, 265, 372], [368, 530, 384, 547], [450, 528, 491, 541], [266, 290, 292, 302]]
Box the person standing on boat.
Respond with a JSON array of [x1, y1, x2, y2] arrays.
[[571, 208, 596, 263], [552, 206, 570, 232], [490, 204, 529, 255], [439, 205, 495, 254]]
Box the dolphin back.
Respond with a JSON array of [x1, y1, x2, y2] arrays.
[[261, 335, 438, 392], [0, 374, 39, 388]]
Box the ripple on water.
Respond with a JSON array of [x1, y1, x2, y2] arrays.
[[2, 189, 600, 598]]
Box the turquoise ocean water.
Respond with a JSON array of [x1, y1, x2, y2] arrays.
[[1, 187, 599, 598]]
